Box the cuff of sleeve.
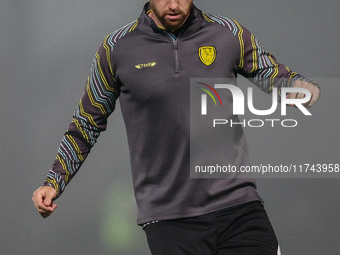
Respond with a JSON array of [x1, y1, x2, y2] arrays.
[[42, 172, 64, 199]]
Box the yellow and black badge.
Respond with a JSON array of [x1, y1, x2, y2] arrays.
[[198, 46, 216, 66]]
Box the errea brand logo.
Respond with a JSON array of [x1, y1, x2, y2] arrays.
[[135, 62, 157, 69]]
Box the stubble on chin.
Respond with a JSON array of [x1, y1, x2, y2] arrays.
[[149, 3, 190, 31]]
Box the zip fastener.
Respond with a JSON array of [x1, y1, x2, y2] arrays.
[[166, 31, 181, 74], [172, 39, 180, 74]]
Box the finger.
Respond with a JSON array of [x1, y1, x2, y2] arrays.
[[292, 79, 320, 108], [302, 96, 312, 107], [36, 202, 56, 218], [43, 194, 58, 211], [286, 92, 297, 107], [295, 92, 306, 99], [32, 188, 57, 212], [306, 86, 320, 108], [295, 91, 311, 108], [35, 199, 55, 213], [43, 197, 53, 207], [51, 202, 58, 210], [286, 92, 296, 99]]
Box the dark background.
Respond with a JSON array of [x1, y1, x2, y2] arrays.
[[1, 1, 339, 254]]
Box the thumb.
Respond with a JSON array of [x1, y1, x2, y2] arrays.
[[43, 197, 53, 207], [43, 188, 57, 207]]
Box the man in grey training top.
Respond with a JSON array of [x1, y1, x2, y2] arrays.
[[32, 1, 320, 254]]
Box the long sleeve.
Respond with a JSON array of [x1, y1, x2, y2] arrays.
[[202, 13, 320, 98], [43, 35, 120, 198], [232, 19, 320, 99]]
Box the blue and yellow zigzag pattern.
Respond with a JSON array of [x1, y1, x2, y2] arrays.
[[203, 12, 298, 94], [44, 20, 139, 196]]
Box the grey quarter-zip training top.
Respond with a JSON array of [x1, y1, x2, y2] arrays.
[[43, 3, 317, 224]]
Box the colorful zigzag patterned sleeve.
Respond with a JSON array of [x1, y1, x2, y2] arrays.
[[204, 13, 319, 98], [42, 35, 120, 198], [233, 19, 300, 95], [235, 20, 320, 99]]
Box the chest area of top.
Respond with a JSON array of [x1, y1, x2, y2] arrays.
[[112, 30, 240, 83]]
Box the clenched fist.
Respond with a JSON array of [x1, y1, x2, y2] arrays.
[[32, 186, 57, 218]]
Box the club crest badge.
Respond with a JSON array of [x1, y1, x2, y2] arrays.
[[198, 46, 216, 66]]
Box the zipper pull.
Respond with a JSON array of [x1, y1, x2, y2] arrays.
[[173, 40, 178, 50]]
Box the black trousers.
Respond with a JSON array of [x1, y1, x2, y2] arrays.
[[144, 201, 279, 255]]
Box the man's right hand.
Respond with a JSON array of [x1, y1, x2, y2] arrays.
[[32, 186, 57, 218]]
